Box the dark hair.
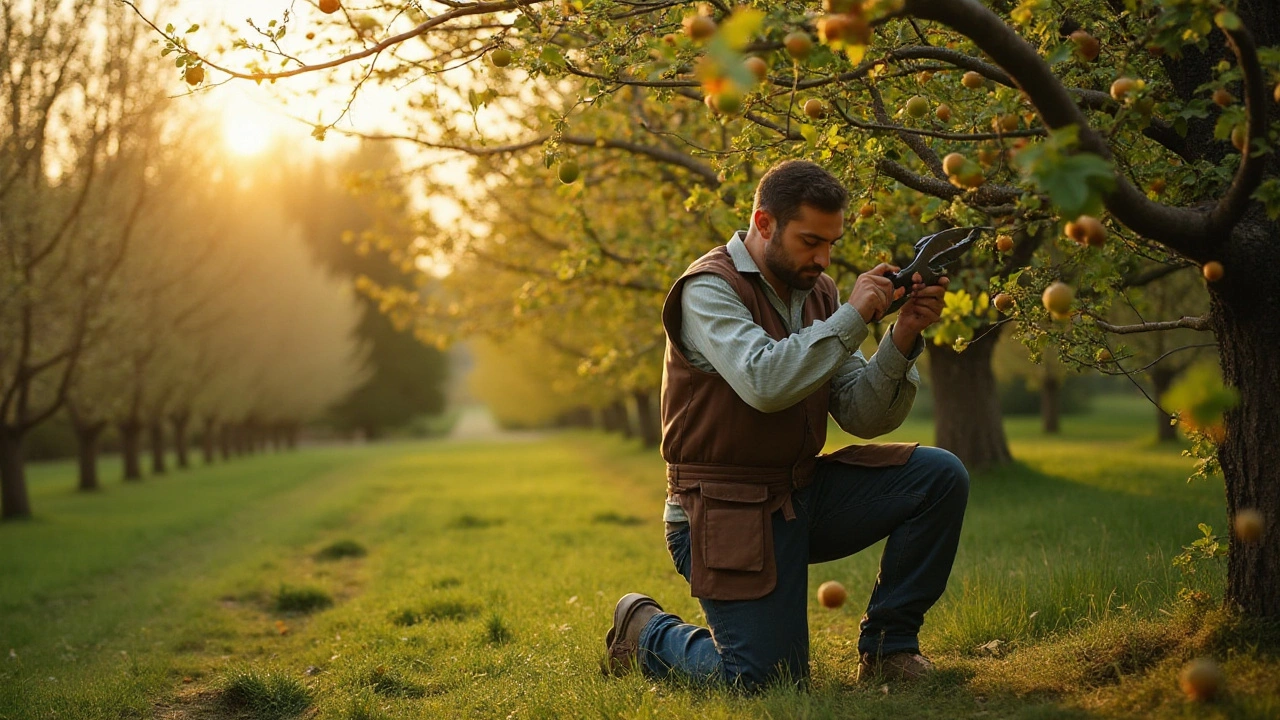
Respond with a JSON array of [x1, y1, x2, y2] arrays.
[[753, 160, 848, 232]]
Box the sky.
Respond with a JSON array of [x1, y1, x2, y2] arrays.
[[154, 0, 409, 159]]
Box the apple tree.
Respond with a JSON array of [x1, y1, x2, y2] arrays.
[[128, 0, 1280, 616]]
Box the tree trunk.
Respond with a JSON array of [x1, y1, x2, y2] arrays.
[[285, 422, 299, 450], [612, 399, 633, 439], [927, 327, 1012, 470], [1151, 367, 1179, 442], [202, 416, 217, 465], [171, 411, 190, 469], [119, 419, 143, 481], [73, 420, 106, 492], [148, 420, 167, 475], [1040, 374, 1061, 434], [633, 389, 661, 448], [219, 422, 233, 461], [1214, 294, 1280, 618], [0, 427, 32, 520]]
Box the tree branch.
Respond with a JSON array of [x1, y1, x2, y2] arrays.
[[1206, 23, 1267, 238], [120, 0, 550, 81], [345, 129, 722, 187], [876, 157, 1022, 205], [902, 0, 1218, 259], [1093, 315, 1212, 334]]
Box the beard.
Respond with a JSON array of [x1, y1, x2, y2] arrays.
[[763, 238, 825, 291]]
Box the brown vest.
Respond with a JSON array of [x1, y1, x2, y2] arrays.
[[661, 245, 916, 600]]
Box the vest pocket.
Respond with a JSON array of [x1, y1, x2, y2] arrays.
[[699, 481, 769, 572]]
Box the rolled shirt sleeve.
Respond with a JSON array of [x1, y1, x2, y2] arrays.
[[680, 274, 868, 413], [827, 328, 923, 438]]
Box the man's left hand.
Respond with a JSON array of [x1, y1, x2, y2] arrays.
[[892, 274, 949, 355]]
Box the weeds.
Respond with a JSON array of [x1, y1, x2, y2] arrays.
[[274, 584, 333, 614], [220, 666, 311, 719]]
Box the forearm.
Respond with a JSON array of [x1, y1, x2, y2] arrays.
[[830, 329, 922, 438], [719, 305, 868, 413]]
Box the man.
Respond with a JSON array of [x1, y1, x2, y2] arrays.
[[603, 160, 969, 690]]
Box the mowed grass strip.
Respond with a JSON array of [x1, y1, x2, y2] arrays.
[[1, 396, 1277, 719]]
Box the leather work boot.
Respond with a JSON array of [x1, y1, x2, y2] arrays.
[[856, 651, 935, 684], [602, 593, 668, 676]]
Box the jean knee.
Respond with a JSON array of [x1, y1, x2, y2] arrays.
[[921, 446, 970, 504]]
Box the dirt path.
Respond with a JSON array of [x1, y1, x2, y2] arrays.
[[447, 404, 547, 443]]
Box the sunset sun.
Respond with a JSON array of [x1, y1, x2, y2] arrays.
[[222, 113, 272, 156]]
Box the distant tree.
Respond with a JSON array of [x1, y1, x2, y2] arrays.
[[287, 143, 449, 439], [1, 0, 162, 516]]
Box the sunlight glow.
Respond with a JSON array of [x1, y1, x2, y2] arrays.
[[223, 113, 272, 157]]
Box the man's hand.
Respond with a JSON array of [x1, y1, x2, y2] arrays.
[[892, 273, 949, 355], [848, 263, 905, 324]]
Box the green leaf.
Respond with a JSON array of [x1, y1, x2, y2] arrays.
[[540, 45, 566, 68], [1250, 178, 1280, 220], [185, 23, 200, 34], [1214, 10, 1241, 31], [800, 123, 819, 146], [1045, 42, 1074, 65], [716, 8, 763, 51]]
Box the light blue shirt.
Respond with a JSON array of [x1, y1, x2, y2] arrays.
[[664, 233, 923, 522]]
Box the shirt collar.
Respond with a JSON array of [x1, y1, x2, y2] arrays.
[[727, 231, 760, 274]]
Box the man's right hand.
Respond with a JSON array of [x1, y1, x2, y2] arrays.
[[848, 263, 905, 323]]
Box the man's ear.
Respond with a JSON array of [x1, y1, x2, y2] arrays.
[[753, 209, 775, 240]]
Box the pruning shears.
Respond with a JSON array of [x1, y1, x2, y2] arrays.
[[884, 226, 993, 314]]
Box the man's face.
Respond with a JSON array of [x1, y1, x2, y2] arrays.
[[757, 204, 844, 291]]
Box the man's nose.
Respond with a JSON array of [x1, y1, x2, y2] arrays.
[[814, 246, 830, 269]]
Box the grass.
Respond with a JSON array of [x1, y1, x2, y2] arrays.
[[0, 394, 1276, 719]]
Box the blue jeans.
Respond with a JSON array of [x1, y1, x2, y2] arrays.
[[638, 446, 969, 691]]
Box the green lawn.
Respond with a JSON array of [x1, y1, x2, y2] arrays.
[[2, 395, 1277, 719]]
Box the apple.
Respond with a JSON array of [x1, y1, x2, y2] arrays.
[[183, 65, 205, 86], [683, 14, 716, 40], [1095, 348, 1112, 362], [1179, 658, 1224, 702], [935, 103, 952, 122], [1070, 30, 1100, 61], [1110, 77, 1136, 101], [996, 234, 1014, 252], [785, 31, 813, 60], [306, 31, 316, 40], [319, 0, 341, 14], [1149, 178, 1166, 195], [817, 580, 847, 609], [744, 56, 768, 82], [942, 152, 966, 176], [917, 70, 934, 83], [993, 293, 1014, 312], [1212, 88, 1234, 107], [1065, 215, 1106, 247], [558, 160, 580, 184], [1042, 281, 1074, 316], [489, 48, 512, 67], [1234, 508, 1264, 543], [715, 89, 743, 115], [1231, 125, 1247, 152], [804, 98, 826, 119], [662, 33, 679, 46], [905, 95, 929, 118], [962, 71, 984, 89], [990, 114, 1018, 133], [1202, 261, 1224, 282], [858, 202, 876, 218], [818, 14, 852, 44]]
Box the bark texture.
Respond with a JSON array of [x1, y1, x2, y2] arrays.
[[927, 328, 1011, 470]]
